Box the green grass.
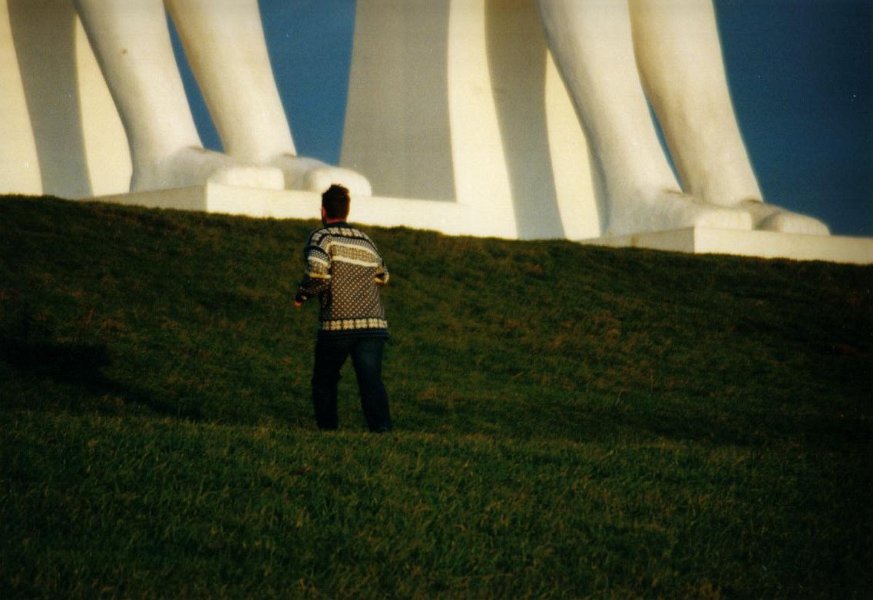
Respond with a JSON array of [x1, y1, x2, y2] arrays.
[[1, 195, 871, 598]]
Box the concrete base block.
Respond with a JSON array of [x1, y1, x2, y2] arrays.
[[87, 183, 507, 237], [91, 184, 321, 220], [582, 227, 873, 265], [83, 185, 873, 265]]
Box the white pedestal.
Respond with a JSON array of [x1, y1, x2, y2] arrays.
[[581, 227, 873, 265], [88, 183, 511, 238], [84, 184, 873, 266]]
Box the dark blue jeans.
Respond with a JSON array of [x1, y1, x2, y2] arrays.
[[311, 335, 391, 432]]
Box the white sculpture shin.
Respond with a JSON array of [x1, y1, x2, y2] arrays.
[[164, 0, 371, 196], [73, 0, 282, 192], [629, 0, 828, 235], [536, 0, 751, 236]]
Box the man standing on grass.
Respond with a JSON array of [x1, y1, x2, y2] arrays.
[[294, 184, 392, 433]]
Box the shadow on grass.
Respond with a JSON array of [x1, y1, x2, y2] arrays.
[[0, 335, 202, 420]]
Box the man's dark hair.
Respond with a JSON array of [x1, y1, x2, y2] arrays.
[[322, 184, 350, 220]]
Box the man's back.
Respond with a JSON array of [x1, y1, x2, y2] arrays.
[[298, 223, 389, 336]]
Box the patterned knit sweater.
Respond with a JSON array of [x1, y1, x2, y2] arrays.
[[295, 222, 389, 336]]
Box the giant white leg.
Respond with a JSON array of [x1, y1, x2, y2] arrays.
[[165, 0, 371, 195], [73, 0, 282, 192], [537, 0, 751, 236], [629, 0, 828, 234]]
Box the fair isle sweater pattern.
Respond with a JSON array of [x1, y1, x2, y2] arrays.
[[296, 223, 389, 334]]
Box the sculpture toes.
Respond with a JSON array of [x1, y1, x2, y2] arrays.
[[758, 212, 830, 236], [693, 207, 753, 231]]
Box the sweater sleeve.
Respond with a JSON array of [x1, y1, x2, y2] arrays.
[[295, 232, 332, 303], [374, 256, 389, 286], [367, 235, 389, 286]]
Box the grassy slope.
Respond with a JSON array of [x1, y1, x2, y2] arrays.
[[1, 195, 871, 598]]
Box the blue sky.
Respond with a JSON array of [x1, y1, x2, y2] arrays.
[[173, 0, 872, 237]]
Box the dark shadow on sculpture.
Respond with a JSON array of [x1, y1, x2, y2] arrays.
[[486, 0, 563, 239]]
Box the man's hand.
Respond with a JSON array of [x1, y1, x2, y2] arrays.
[[294, 300, 303, 309]]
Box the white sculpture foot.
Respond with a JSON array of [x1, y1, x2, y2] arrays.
[[131, 146, 285, 192], [269, 153, 372, 196], [607, 189, 753, 236], [740, 200, 830, 236]]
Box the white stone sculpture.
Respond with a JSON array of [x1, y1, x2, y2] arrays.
[[537, 0, 828, 236], [0, 0, 115, 197], [2, 0, 830, 241], [343, 0, 601, 239], [343, 0, 829, 238], [71, 0, 370, 195]]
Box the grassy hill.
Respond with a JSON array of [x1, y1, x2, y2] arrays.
[[1, 195, 871, 598]]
